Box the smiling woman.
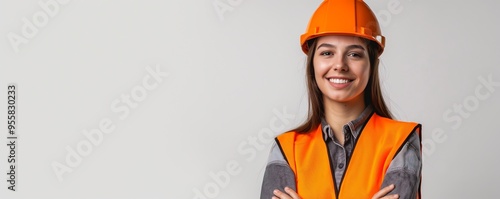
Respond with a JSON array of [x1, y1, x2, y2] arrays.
[[314, 36, 371, 109], [260, 0, 422, 199]]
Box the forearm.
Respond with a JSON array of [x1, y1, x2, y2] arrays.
[[260, 163, 296, 199], [380, 131, 422, 199], [380, 169, 420, 199], [260, 142, 296, 199]]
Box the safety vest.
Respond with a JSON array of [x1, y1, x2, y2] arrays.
[[276, 113, 421, 199]]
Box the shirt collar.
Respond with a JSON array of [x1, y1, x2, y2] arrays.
[[321, 105, 374, 141]]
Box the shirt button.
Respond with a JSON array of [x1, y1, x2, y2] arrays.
[[338, 163, 344, 169]]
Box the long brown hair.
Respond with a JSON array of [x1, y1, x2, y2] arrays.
[[292, 38, 393, 133]]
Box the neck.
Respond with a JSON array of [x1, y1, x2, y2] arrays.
[[323, 96, 366, 144]]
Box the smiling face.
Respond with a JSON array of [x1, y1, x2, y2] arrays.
[[313, 35, 370, 105]]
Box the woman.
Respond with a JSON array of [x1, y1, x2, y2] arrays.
[[260, 0, 422, 199]]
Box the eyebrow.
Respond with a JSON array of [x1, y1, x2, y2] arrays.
[[316, 43, 366, 51]]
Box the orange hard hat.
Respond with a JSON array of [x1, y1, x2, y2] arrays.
[[300, 0, 385, 54]]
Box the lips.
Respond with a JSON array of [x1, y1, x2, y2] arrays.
[[326, 77, 354, 89], [327, 77, 354, 83], [328, 78, 353, 84]]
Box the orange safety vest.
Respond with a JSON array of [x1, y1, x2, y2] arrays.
[[276, 113, 421, 199]]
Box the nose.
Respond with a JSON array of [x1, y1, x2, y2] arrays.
[[332, 55, 348, 72]]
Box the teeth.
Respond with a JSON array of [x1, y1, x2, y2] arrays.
[[329, 78, 350, 83]]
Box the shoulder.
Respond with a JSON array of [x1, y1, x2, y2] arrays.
[[266, 141, 288, 165], [373, 114, 419, 126], [371, 114, 421, 133], [276, 125, 323, 141]]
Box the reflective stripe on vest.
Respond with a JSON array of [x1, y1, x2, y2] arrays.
[[276, 113, 421, 199]]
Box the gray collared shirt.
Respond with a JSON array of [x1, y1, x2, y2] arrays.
[[260, 106, 421, 199]]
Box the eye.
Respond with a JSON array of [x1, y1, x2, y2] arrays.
[[348, 52, 363, 58], [319, 51, 333, 56]]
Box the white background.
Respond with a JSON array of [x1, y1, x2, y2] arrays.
[[0, 0, 499, 198]]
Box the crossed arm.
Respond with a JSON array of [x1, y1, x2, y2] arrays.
[[272, 184, 400, 199], [260, 131, 421, 199]]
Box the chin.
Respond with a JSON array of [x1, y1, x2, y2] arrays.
[[324, 93, 363, 104], [325, 96, 351, 103]]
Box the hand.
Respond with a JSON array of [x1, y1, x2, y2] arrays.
[[372, 184, 399, 199], [272, 187, 301, 199]]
